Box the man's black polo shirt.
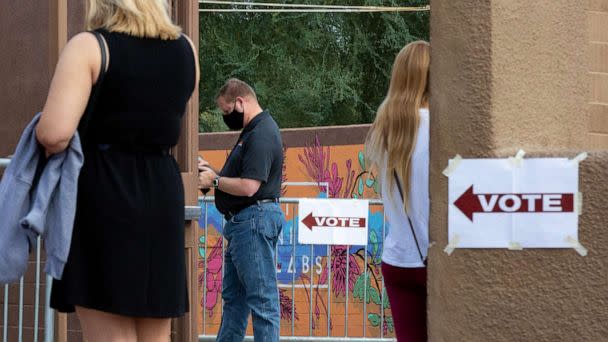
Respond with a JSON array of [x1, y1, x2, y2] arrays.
[[215, 110, 283, 216]]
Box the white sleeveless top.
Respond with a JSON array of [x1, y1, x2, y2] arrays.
[[380, 108, 429, 268]]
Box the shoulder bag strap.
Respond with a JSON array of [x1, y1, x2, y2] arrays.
[[393, 170, 426, 265], [78, 30, 108, 141]]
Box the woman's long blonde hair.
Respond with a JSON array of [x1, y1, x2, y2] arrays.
[[86, 0, 181, 40], [365, 41, 430, 212]]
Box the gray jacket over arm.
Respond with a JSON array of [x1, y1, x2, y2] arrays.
[[0, 113, 83, 284]]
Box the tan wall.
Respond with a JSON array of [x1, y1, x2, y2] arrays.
[[428, 2, 494, 340], [68, 1, 86, 37], [0, 3, 95, 340], [0, 2, 51, 339], [0, 1, 51, 157], [429, 1, 608, 341], [588, 1, 608, 149], [0, 0, 88, 159], [493, 1, 588, 150]]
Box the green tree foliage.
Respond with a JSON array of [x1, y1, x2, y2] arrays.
[[199, 1, 429, 132]]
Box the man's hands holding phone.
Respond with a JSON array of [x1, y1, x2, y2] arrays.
[[198, 156, 217, 194]]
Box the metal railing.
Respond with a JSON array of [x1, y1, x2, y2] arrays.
[[198, 196, 394, 342], [2, 155, 392, 342], [1, 157, 205, 342], [0, 158, 10, 169], [1, 158, 54, 342], [1, 242, 55, 342]]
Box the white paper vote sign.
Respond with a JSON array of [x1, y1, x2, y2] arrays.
[[448, 157, 579, 248], [298, 198, 369, 245]]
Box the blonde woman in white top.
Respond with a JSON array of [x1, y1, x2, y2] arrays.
[[365, 41, 430, 342]]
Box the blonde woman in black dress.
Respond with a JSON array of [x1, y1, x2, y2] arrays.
[[36, 1, 199, 341]]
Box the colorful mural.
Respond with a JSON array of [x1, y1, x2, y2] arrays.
[[197, 134, 392, 338]]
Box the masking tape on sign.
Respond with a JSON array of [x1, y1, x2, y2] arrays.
[[442, 155, 462, 177], [508, 242, 523, 250], [575, 192, 583, 215], [565, 236, 588, 257], [443, 235, 460, 256], [508, 149, 526, 167], [571, 152, 588, 165]]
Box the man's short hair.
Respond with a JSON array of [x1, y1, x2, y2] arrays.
[[215, 78, 257, 102]]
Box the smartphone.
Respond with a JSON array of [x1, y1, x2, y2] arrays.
[[198, 156, 210, 194]]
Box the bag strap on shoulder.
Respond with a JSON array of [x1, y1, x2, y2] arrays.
[[393, 170, 426, 265], [78, 30, 108, 141]]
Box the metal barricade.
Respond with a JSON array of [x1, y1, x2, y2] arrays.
[[198, 196, 395, 342], [1, 157, 202, 342], [1, 158, 55, 342], [2, 154, 394, 342]]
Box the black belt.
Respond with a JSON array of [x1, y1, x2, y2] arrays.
[[95, 144, 170, 155], [257, 198, 279, 204], [226, 198, 279, 220]]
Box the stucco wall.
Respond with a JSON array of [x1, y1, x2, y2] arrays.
[[427, 1, 494, 338], [0, 3, 88, 339], [588, 0, 608, 149], [0, 2, 53, 338], [0, 1, 50, 157], [68, 1, 86, 37], [492, 1, 588, 150], [429, 1, 608, 340], [0, 1, 86, 159], [429, 153, 608, 341]]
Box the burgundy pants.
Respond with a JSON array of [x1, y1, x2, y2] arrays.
[[382, 262, 427, 342]]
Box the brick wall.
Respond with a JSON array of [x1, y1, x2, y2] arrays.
[[588, 1, 608, 148]]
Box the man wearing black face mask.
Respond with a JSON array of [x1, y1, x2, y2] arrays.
[[198, 78, 285, 342]]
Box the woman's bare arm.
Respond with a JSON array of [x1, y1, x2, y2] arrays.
[[36, 32, 102, 154]]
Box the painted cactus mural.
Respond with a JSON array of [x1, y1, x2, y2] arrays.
[[297, 134, 390, 333], [198, 235, 223, 317], [319, 246, 361, 297], [279, 289, 299, 322], [297, 134, 356, 198]]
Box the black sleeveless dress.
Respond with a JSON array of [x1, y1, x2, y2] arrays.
[[50, 29, 195, 317]]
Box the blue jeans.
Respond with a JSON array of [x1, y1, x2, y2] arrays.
[[217, 202, 285, 342]]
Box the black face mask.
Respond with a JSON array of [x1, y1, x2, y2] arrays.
[[223, 103, 244, 130]]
